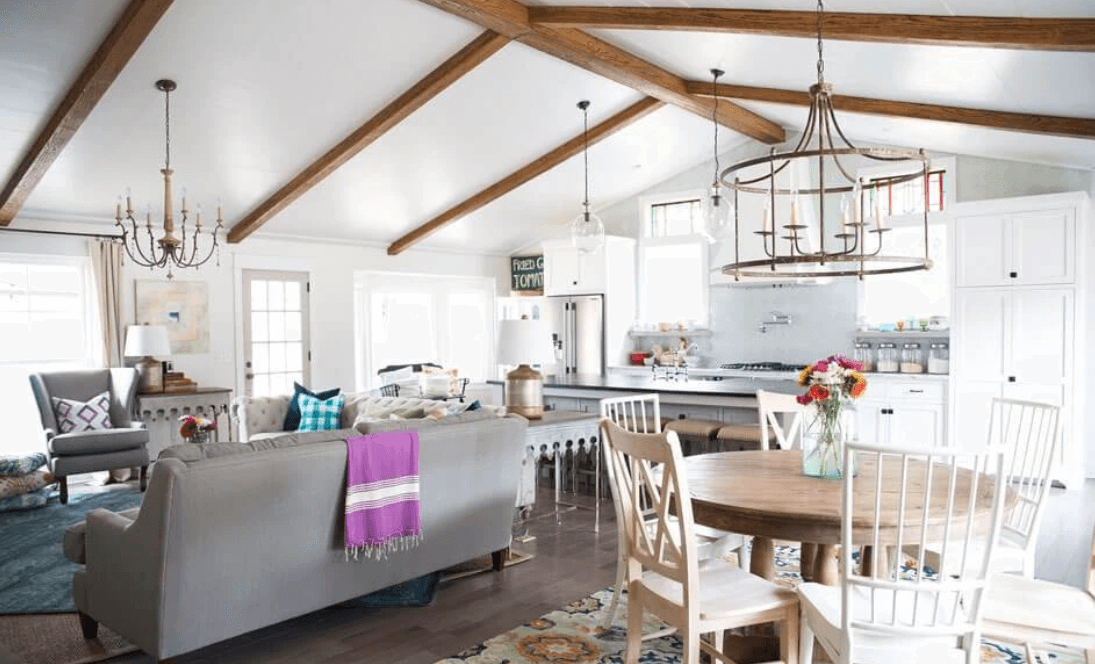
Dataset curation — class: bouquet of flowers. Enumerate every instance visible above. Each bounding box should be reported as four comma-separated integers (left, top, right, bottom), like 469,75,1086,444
796,355,867,477
179,415,216,443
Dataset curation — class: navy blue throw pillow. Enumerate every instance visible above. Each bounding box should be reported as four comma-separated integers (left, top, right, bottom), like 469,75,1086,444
283,382,342,431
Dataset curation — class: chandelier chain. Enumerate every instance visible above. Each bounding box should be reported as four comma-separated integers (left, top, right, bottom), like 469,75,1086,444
816,0,825,84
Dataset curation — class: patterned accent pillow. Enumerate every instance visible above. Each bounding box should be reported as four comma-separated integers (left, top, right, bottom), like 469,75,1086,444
0,469,52,498
297,393,345,432
0,486,50,513
283,382,341,431
51,391,113,433
0,452,48,477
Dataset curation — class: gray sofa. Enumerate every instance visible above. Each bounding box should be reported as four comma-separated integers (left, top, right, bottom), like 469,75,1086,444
64,400,528,661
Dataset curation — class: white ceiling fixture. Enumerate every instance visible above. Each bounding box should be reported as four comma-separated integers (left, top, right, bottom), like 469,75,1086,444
570,100,605,254
115,79,222,278
718,0,932,280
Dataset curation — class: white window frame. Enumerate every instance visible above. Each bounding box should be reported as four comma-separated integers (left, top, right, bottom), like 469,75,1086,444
639,190,706,239
0,252,96,367
354,271,496,392
636,190,710,327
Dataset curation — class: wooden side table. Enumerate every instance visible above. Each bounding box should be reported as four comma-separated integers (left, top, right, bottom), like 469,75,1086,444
135,387,234,458
524,410,602,532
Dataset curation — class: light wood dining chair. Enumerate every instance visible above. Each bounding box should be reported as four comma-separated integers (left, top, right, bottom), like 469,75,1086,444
601,419,800,664
757,389,807,451
905,397,1060,578
799,440,1008,664
598,394,745,633
980,514,1095,663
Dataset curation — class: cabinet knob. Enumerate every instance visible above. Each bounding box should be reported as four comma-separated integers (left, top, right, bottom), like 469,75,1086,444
1008,376,1016,382
1009,271,1018,278
572,280,578,285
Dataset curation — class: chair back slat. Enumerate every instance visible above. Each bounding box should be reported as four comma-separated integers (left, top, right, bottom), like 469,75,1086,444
601,393,661,434
988,398,1060,549
756,389,805,451
601,420,698,596
841,441,1007,639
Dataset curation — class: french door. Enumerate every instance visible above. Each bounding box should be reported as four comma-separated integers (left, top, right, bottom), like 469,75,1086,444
242,270,311,397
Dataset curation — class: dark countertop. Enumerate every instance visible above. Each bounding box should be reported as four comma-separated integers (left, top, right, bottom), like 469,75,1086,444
488,373,797,398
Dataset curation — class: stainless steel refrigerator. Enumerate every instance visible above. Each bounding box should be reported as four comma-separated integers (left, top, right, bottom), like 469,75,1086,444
542,295,604,376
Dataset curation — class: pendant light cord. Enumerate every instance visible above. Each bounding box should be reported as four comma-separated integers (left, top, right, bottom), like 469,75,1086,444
164,86,171,169
816,0,825,85
710,69,722,187
581,102,590,209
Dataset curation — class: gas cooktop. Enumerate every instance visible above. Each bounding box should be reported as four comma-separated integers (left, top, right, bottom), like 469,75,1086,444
720,362,804,372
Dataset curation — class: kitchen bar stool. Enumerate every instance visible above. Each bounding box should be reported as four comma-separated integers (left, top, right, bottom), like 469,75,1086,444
664,419,722,455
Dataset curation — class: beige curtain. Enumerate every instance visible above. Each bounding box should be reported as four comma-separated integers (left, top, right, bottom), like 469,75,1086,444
90,239,124,367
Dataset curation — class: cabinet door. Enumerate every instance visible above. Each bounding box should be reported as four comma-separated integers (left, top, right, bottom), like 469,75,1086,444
856,401,888,445
951,381,1002,453
954,213,1009,287
1009,288,1073,386
1011,208,1075,285
952,289,1009,382
889,404,945,447
544,245,583,295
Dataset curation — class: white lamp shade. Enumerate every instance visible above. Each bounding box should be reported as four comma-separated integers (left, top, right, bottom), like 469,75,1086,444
497,319,554,366
124,324,171,357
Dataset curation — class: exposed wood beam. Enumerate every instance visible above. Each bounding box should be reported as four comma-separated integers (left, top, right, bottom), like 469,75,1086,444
684,80,1095,141
0,0,174,225
387,96,664,255
528,7,1095,52
227,30,509,244
416,0,785,144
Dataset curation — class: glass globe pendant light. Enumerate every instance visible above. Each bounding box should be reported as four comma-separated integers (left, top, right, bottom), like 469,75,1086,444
700,68,732,242
570,100,606,254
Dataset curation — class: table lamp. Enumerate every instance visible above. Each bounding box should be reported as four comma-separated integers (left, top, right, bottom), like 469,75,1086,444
124,324,171,393
497,316,553,419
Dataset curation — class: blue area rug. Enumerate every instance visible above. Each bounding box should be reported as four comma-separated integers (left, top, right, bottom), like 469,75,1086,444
0,489,143,614
0,489,440,615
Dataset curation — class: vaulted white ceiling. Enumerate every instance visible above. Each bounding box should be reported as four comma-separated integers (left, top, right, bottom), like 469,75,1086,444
2,0,1093,255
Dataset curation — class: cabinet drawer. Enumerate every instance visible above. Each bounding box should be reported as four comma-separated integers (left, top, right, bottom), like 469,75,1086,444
887,381,945,403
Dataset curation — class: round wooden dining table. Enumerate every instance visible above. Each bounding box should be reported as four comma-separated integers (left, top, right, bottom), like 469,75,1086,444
684,449,1004,586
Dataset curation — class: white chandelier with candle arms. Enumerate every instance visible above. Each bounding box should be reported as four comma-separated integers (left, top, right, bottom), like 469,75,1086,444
115,79,223,279
717,1,932,280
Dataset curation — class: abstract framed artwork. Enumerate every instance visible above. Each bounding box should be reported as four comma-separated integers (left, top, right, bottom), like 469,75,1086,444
134,280,210,354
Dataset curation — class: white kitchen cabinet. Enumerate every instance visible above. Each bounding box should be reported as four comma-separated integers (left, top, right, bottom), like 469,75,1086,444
542,241,606,296
857,377,947,447
950,192,1088,487
954,204,1076,288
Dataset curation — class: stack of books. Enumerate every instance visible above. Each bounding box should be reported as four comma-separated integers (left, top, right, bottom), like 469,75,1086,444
163,371,197,393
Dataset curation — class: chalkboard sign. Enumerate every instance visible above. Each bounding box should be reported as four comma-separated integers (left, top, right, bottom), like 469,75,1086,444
510,255,544,294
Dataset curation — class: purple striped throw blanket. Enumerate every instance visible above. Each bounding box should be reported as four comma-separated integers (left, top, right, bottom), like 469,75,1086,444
344,431,422,560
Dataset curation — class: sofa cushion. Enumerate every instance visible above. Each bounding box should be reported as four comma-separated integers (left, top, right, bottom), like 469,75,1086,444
64,506,141,564
283,382,341,431
298,393,344,431
48,426,148,456
52,391,113,433
0,452,47,477
158,429,359,464
0,486,50,513
0,469,52,498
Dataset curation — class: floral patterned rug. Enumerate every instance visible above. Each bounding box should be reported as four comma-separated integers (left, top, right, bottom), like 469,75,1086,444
436,545,1085,664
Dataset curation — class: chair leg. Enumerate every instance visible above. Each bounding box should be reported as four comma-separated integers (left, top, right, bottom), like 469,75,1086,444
139,465,148,492
625,584,643,664
681,623,700,664
491,547,509,572
77,611,98,639
782,605,800,664
799,610,815,664
602,549,628,630
58,477,68,505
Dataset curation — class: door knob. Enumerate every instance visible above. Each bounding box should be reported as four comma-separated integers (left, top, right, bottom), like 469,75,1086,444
245,373,254,380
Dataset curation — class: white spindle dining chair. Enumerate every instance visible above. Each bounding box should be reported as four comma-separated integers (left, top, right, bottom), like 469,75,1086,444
799,440,1008,664
905,397,1060,578
598,394,745,633
601,420,799,664
757,389,807,451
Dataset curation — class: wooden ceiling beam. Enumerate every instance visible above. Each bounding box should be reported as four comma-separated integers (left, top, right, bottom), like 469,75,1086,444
227,30,509,244
387,96,665,255
528,7,1095,52
0,0,174,225
416,0,785,144
684,80,1095,141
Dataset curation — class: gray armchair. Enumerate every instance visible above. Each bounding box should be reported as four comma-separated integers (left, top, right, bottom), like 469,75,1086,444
29,368,150,504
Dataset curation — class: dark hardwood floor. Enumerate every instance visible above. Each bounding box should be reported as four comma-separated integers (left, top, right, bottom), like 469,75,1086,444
111,489,618,664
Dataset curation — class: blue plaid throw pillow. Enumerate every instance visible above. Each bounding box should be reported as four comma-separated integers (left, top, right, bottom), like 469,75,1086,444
297,393,344,431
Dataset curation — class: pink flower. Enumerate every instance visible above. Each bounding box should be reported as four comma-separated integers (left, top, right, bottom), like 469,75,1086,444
814,360,829,373
796,394,812,405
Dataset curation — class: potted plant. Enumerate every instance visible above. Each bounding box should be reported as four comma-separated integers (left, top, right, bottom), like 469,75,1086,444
179,415,216,444
796,355,867,478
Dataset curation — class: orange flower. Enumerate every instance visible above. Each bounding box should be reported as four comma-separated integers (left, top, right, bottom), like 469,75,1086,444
807,385,829,401
797,365,813,387
850,379,867,398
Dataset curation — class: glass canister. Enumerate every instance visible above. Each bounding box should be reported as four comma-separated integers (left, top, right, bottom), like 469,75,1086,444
853,341,874,372
900,342,925,373
876,342,899,373
928,342,950,374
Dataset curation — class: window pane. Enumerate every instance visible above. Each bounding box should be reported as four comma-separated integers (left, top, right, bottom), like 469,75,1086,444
28,265,81,293
446,293,488,380
649,200,701,238
29,292,80,314
251,343,269,373
251,312,268,342
370,293,435,368
268,281,285,311
284,282,301,312
284,312,302,342
268,312,286,342
250,280,267,311
286,342,303,372
269,342,287,372
252,374,271,398
861,223,949,325
642,242,705,324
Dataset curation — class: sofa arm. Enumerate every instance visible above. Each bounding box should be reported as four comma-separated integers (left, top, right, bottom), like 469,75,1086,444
231,395,292,441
